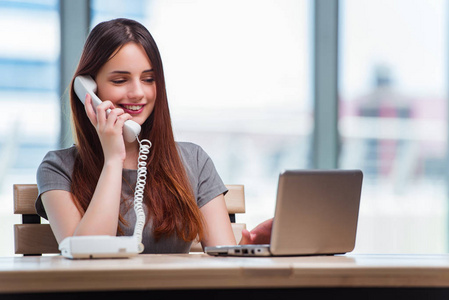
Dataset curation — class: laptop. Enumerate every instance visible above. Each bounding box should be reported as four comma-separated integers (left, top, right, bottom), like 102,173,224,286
205,169,363,257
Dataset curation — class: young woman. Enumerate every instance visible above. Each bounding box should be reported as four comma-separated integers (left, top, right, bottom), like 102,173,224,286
36,18,270,253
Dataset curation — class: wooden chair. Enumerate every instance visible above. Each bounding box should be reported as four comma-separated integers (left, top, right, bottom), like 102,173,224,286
13,184,246,255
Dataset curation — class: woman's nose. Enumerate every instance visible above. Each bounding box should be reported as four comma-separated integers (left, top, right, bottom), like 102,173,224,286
128,79,145,100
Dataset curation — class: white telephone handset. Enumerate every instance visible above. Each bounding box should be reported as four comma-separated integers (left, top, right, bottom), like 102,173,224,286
74,75,141,143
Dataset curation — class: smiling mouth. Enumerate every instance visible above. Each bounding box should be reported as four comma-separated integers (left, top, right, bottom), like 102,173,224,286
121,104,143,111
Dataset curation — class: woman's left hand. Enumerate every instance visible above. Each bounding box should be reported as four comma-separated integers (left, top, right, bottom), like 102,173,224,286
239,218,273,245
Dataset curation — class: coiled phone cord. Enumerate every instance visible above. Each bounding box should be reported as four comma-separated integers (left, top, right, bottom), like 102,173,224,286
133,137,152,253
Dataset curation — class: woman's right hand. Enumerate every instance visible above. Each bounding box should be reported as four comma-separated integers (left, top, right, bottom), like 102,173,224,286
84,94,133,164
46,94,130,239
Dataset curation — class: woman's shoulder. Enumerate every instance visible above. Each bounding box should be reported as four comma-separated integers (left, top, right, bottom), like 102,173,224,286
176,141,210,161
38,145,78,175
176,141,202,152
176,142,210,168
42,145,78,164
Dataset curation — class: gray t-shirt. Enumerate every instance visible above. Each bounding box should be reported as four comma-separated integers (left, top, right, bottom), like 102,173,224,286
35,142,227,254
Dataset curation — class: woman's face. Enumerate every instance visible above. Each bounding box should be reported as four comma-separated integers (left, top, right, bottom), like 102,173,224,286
95,42,156,126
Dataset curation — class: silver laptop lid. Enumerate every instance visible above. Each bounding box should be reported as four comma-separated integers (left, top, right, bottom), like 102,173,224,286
270,169,363,256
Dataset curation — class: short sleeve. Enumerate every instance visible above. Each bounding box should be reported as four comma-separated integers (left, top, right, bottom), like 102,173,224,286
35,147,77,219
177,142,228,208
196,147,228,207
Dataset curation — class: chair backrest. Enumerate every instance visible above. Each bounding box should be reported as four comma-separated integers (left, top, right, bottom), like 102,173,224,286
13,184,246,255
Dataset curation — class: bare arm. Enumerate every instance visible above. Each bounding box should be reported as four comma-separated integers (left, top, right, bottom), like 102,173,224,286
41,160,124,243
200,194,237,249
40,190,81,243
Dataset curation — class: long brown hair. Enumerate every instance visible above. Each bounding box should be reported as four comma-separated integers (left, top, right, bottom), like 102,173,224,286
69,18,204,242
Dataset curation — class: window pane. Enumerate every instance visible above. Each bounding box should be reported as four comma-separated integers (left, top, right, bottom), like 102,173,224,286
0,0,60,256
146,0,312,228
90,0,147,27
340,0,447,253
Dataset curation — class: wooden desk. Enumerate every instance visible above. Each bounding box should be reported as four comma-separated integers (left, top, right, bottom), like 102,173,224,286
2,254,449,299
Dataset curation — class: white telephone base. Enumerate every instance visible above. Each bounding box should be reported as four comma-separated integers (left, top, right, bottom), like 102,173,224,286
59,236,140,259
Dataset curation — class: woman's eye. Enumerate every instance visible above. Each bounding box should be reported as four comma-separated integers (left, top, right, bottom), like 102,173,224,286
111,79,126,84
143,78,155,83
